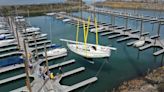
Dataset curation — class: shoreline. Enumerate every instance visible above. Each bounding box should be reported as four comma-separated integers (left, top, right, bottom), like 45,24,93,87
113,66,164,92
95,1,164,11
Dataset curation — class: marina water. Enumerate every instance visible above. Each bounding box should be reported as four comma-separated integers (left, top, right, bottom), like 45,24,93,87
0,8,164,92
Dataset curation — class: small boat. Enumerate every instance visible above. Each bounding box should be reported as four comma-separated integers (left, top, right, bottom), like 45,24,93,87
0,24,5,28
27,33,47,40
0,39,16,47
62,19,71,22
46,12,55,16
0,29,9,34
15,16,24,19
36,33,47,38
56,16,63,19
15,16,25,22
23,27,40,33
42,48,67,57
90,27,104,32
0,34,6,40
133,40,145,47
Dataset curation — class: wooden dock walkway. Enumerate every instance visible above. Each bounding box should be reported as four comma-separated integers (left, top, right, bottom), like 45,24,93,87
4,15,98,92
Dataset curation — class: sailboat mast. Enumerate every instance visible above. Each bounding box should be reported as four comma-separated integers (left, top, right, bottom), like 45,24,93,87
140,16,143,39
50,19,52,46
95,17,98,46
33,34,39,61
15,21,20,50
93,0,96,20
27,9,31,26
80,0,83,20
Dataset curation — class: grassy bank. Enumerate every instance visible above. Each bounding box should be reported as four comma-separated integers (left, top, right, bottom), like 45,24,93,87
95,1,164,11
0,2,86,16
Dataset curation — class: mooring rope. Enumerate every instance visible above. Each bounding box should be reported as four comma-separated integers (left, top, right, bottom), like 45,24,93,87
82,60,106,92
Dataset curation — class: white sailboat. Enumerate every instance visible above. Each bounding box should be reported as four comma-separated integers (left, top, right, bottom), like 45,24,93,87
60,16,116,59
61,39,116,58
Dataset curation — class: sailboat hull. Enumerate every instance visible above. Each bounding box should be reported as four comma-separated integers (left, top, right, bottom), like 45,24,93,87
67,43,111,58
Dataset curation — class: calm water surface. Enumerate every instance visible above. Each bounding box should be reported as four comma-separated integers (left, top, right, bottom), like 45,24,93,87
0,6,164,92
24,15,163,92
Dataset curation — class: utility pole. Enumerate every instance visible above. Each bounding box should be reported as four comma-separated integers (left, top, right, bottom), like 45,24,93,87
157,20,161,36
33,34,39,61
93,0,96,20
140,16,143,39
44,43,49,75
23,39,32,92
80,0,83,20
125,16,128,30
15,22,20,50
23,23,28,41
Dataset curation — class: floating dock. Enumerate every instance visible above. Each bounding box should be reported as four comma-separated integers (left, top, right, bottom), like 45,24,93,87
0,51,22,58
0,64,24,74
28,40,51,47
0,74,27,85
54,12,164,56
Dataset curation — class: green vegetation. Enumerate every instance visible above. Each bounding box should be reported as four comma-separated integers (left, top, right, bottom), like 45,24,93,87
0,2,86,16
95,1,164,11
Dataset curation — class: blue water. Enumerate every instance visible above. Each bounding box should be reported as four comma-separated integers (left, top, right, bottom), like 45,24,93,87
24,15,164,92
0,3,164,92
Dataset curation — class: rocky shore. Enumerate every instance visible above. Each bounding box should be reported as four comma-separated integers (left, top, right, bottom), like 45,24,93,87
113,66,164,92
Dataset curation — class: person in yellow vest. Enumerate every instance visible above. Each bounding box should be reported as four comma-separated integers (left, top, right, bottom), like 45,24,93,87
50,73,55,79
